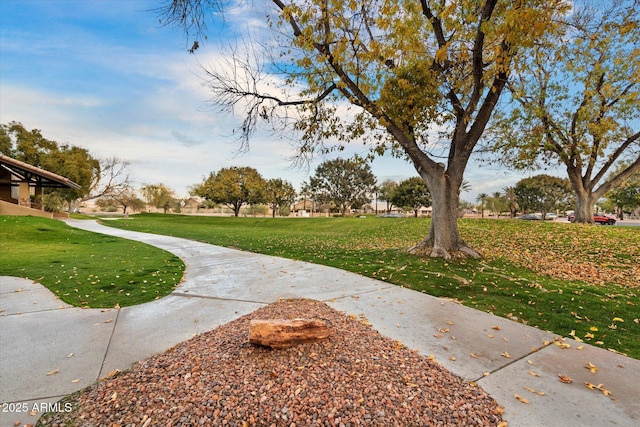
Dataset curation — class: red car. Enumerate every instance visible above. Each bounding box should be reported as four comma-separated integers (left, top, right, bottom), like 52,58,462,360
568,214,616,225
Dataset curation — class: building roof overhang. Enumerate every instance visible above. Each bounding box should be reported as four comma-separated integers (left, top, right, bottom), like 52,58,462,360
0,154,82,190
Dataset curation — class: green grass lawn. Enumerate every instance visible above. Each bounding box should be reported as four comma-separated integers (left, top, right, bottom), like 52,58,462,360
100,213,639,359
0,216,184,307
1,213,637,359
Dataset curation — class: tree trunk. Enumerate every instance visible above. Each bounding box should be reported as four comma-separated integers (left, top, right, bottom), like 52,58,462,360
409,174,480,260
573,191,596,224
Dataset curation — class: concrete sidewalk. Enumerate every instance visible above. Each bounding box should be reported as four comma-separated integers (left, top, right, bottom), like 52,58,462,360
1,219,638,426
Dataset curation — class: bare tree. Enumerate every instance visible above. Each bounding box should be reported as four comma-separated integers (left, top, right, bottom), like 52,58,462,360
83,156,132,202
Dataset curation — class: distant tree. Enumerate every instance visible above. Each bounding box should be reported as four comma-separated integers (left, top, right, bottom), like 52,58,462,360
304,158,376,217
265,178,296,217
488,191,507,217
605,165,640,220
110,189,146,215
391,177,431,218
475,193,488,218
298,182,315,213
377,180,398,214
503,186,519,218
141,184,176,213
489,0,640,224
514,175,573,219
191,167,266,217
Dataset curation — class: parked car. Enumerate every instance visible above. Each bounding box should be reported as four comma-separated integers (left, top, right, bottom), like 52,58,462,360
519,214,542,220
567,214,616,225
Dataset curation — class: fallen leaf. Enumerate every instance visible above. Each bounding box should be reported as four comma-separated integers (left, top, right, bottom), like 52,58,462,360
514,394,530,404
599,386,613,396
501,351,512,358
449,356,456,361
554,341,571,349
492,326,501,330
585,382,613,396
558,374,572,384
47,369,60,376
585,362,598,373
111,391,118,401
590,326,599,331
470,353,479,359
105,318,113,323
529,371,540,377
71,379,80,383
67,352,74,358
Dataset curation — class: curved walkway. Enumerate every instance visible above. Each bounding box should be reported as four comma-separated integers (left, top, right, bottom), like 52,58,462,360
1,220,638,426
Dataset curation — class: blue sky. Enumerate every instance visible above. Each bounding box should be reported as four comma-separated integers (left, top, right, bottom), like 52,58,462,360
0,0,525,200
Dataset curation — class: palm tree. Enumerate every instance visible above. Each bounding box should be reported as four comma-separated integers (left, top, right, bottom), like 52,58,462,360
476,193,488,218
490,191,503,217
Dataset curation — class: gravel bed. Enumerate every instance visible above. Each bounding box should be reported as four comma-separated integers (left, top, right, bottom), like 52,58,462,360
38,299,503,426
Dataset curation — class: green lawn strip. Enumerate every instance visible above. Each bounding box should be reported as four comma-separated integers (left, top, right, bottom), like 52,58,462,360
0,216,184,308
101,213,639,359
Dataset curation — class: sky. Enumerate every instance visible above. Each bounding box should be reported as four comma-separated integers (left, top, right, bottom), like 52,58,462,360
0,0,532,201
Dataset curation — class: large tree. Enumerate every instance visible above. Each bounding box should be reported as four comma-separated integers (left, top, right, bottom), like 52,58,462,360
191,166,266,216
490,0,640,224
161,0,567,258
391,177,431,218
304,157,376,216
